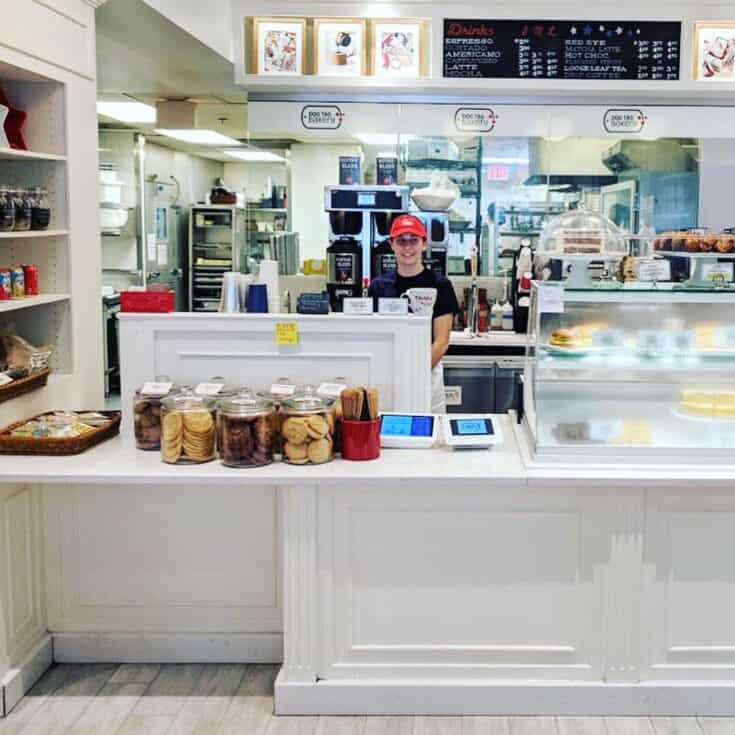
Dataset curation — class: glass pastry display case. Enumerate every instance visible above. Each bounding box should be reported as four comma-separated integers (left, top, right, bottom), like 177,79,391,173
523,282,735,462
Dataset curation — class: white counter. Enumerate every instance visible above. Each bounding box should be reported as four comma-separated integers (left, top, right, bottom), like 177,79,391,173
0,425,525,486
3,415,735,718
449,330,528,349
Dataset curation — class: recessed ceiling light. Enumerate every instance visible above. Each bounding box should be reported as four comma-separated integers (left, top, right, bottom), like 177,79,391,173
97,101,157,124
154,129,242,145
224,150,286,162
354,133,414,146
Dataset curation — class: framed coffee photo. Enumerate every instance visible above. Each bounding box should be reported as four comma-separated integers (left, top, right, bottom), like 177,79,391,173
371,20,423,78
253,17,306,76
693,22,735,81
314,18,367,77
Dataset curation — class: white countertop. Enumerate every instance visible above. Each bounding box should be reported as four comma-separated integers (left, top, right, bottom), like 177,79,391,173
0,416,525,486
450,331,528,348
3,413,735,487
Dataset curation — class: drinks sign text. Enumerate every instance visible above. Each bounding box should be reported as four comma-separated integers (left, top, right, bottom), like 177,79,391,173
443,19,681,81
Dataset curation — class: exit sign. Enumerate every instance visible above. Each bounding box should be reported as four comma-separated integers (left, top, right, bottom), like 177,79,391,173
488,165,509,181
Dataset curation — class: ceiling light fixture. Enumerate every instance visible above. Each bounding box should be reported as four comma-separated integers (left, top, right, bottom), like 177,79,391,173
153,129,242,146
224,150,286,162
482,157,530,165
97,101,157,124
354,133,414,146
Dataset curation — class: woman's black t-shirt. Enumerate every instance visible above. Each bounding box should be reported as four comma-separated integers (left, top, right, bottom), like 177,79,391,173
369,268,459,321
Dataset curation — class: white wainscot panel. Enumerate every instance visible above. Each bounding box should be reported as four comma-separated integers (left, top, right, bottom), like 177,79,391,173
0,485,44,666
44,484,281,633
642,488,735,680
319,486,606,680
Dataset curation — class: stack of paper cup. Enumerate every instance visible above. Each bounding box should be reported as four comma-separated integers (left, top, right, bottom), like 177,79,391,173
239,273,252,311
257,259,280,314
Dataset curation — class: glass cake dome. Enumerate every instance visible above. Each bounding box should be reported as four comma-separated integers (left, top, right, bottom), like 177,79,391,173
538,207,627,257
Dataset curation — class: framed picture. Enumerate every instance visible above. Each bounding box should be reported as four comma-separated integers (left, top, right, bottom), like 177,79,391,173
693,22,735,81
371,20,422,78
314,18,367,76
253,17,306,76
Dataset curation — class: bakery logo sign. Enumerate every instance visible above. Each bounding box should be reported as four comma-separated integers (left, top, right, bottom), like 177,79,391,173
301,105,344,130
604,109,647,134
455,107,497,133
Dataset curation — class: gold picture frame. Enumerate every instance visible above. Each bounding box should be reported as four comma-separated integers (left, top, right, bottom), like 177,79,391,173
693,21,735,81
370,19,425,78
314,18,368,77
252,17,307,76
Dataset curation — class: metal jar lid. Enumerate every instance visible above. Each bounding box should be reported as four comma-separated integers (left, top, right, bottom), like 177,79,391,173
219,389,274,417
281,385,335,415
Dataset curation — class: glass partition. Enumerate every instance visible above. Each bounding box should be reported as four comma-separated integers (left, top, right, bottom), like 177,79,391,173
241,101,733,281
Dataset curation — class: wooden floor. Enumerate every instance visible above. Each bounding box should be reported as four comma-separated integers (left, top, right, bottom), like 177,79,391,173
1,664,735,734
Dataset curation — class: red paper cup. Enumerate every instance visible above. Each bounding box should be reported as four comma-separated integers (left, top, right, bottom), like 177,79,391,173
342,419,381,461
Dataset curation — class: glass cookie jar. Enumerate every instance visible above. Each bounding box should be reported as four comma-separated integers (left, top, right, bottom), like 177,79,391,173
160,392,217,464
217,390,276,468
132,376,179,450
280,387,336,465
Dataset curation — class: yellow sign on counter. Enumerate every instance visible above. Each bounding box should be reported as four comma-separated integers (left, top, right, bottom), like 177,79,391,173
275,322,299,345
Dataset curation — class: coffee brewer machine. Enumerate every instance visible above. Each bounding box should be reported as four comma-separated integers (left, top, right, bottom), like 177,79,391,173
325,185,409,311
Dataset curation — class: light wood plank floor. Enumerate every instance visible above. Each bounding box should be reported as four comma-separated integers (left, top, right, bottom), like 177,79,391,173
2,664,735,735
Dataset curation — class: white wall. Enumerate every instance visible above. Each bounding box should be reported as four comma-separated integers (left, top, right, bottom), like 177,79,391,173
698,140,735,232
290,143,361,261
223,161,287,202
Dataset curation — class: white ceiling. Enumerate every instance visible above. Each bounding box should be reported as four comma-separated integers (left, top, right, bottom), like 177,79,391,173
95,0,241,99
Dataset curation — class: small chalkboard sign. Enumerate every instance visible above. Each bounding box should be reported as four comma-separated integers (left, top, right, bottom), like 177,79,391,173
443,19,681,81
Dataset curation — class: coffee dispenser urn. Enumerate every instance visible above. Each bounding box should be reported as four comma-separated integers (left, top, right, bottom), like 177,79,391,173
327,236,363,312
325,185,409,309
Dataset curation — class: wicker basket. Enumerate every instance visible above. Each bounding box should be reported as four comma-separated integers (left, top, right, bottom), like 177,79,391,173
0,410,121,455
0,369,51,405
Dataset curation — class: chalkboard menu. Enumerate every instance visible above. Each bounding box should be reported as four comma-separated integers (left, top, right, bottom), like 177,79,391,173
443,19,681,81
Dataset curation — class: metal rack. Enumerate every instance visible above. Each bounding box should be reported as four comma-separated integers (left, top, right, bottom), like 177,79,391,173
402,143,484,273
188,205,246,312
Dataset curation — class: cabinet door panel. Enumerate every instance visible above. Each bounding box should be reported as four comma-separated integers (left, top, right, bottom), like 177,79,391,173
642,488,735,679
319,485,605,680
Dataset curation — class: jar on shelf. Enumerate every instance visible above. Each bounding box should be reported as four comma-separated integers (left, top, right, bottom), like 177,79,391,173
280,386,335,465
31,187,50,230
12,188,31,231
194,376,241,449
0,186,15,231
217,389,275,468
133,376,179,451
319,376,348,454
258,377,298,458
160,391,216,464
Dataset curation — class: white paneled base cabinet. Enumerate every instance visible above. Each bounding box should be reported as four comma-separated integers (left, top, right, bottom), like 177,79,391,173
276,473,735,716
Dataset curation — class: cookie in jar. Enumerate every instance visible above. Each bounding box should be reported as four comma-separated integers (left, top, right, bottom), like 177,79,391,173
218,390,275,468
280,388,335,465
160,392,216,464
133,376,179,450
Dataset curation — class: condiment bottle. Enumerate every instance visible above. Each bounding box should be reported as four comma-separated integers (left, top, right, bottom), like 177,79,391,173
502,299,514,331
491,299,503,331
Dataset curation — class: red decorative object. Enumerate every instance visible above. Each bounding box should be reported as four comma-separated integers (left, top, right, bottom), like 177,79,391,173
0,88,27,150
120,290,175,313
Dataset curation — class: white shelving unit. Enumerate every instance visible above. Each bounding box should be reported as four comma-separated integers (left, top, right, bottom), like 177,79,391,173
0,49,100,424
0,229,68,239
0,148,66,161
0,293,70,313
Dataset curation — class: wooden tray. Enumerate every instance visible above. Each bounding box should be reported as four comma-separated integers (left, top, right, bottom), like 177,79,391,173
0,369,50,404
0,410,121,455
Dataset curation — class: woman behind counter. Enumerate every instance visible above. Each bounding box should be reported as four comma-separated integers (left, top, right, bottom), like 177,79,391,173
368,214,460,413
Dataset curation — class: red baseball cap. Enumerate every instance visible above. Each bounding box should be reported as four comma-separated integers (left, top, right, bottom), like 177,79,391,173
390,214,426,240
